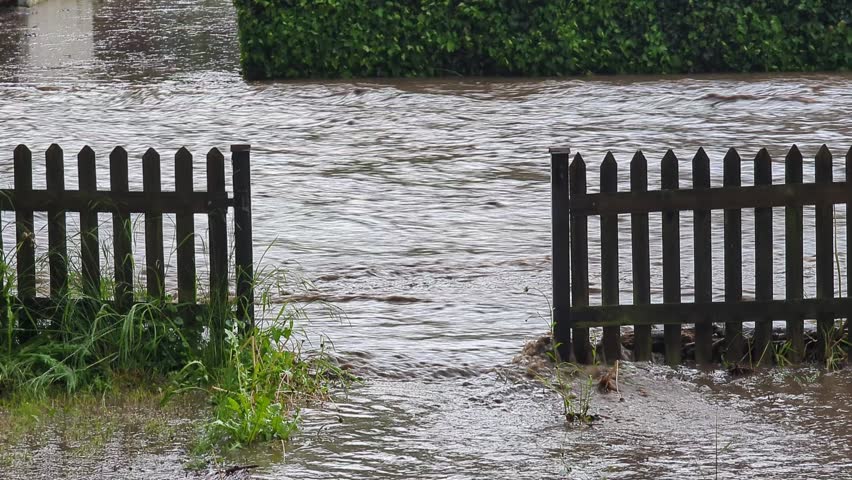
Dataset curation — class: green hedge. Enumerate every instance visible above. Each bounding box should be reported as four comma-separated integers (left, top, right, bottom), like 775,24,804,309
233,0,852,79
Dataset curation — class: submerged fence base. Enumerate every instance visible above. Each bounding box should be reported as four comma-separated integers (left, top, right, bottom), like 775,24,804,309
551,145,852,367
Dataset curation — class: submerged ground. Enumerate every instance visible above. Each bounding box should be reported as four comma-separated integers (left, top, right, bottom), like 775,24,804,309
1,0,852,478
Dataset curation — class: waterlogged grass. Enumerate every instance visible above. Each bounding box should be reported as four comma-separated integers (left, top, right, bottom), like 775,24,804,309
0,237,352,466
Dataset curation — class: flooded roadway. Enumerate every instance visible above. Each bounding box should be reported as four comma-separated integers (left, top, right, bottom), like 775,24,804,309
1,0,852,478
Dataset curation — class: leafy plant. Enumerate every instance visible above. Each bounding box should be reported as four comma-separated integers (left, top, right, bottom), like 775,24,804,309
233,0,852,79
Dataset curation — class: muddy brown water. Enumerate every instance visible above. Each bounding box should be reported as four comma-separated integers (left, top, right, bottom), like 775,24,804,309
1,0,852,478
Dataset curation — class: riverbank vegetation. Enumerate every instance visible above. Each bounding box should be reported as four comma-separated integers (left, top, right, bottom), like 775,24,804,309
0,244,350,462
233,0,851,79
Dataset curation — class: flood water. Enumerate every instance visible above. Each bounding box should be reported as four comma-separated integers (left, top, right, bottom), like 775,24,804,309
1,0,852,478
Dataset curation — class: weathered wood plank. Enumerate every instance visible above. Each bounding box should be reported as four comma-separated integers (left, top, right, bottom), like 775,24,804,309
661,149,681,366
78,146,100,298
568,181,852,215
45,144,68,299
14,145,36,340
207,148,228,364
814,145,834,362
723,148,744,362
753,148,773,365
569,298,852,328
847,146,852,358
630,151,652,361
692,148,713,364
143,148,165,299
232,145,255,331
569,153,591,363
0,189,226,214
600,152,620,364
110,146,133,311
175,147,196,306
550,146,572,362
785,145,805,363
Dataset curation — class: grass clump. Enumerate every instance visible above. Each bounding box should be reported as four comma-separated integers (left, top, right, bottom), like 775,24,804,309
0,237,350,460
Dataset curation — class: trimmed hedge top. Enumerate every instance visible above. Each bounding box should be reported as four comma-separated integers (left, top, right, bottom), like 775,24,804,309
233,0,852,79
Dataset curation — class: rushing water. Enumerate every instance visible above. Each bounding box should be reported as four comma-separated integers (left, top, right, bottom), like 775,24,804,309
1,0,852,478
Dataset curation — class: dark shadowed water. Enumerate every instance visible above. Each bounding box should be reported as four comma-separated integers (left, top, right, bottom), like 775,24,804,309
1,0,852,478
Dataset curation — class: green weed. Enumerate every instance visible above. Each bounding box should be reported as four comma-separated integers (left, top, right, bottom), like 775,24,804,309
0,225,351,461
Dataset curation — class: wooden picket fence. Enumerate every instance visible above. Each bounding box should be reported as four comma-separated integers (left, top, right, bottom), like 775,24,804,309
551,145,852,366
1,143,254,339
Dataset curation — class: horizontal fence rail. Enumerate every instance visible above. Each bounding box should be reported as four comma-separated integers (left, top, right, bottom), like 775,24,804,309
551,144,852,367
2,144,255,346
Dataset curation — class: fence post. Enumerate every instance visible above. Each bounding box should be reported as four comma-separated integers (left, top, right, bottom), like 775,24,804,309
550,146,572,362
232,144,254,331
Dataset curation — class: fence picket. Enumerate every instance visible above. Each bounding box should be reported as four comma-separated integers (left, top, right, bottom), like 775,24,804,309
630,151,652,361
143,148,165,299
753,148,773,365
815,145,834,361
600,152,620,364
175,147,196,306
662,149,681,366
550,147,572,362
13,145,35,340
847,146,852,358
78,146,100,298
46,144,68,299
232,145,254,330
207,148,228,363
723,148,744,363
110,146,134,310
692,148,713,364
570,153,591,363
785,145,805,363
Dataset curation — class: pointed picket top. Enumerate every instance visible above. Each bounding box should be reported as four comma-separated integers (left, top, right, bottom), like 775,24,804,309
601,151,617,193
692,148,710,189
143,147,160,162
723,147,741,186
569,152,586,195
661,149,678,189
754,148,772,185
77,146,97,191
207,147,224,161
14,144,30,156
78,145,95,158
176,146,192,161
46,143,63,156
109,146,128,191
601,151,617,179
631,150,648,191
110,146,128,161
815,144,832,183
785,144,803,183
